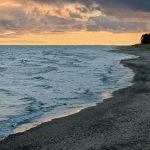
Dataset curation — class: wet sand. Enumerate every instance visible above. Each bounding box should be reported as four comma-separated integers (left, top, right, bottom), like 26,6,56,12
1,46,150,150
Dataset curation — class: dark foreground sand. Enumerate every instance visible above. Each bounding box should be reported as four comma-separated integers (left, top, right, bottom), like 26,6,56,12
1,46,150,150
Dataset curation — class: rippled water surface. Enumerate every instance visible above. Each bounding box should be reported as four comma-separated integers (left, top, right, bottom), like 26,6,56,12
0,46,135,139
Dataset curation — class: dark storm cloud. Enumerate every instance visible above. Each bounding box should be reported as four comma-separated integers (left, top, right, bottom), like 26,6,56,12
88,16,150,32
33,0,150,12
99,0,150,12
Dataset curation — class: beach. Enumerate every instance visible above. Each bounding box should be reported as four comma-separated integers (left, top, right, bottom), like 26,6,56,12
0,46,150,150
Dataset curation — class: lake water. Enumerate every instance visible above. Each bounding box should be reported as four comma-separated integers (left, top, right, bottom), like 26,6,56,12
0,46,135,139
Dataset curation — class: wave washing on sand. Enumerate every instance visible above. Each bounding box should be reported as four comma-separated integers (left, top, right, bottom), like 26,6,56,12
0,46,137,140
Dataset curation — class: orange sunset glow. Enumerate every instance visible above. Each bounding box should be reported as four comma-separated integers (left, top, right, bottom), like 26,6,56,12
0,32,142,45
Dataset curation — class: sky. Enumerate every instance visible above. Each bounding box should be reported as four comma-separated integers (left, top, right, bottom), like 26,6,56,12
0,0,149,45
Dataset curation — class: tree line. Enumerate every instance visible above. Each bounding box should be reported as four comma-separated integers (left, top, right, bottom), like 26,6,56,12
141,33,150,44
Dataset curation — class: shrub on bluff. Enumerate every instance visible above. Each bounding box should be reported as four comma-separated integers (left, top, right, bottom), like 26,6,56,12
141,33,150,44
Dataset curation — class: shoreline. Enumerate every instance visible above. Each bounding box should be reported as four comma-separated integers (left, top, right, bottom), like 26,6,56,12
13,59,134,136
0,46,135,140
1,46,150,149
1,47,134,139
13,102,97,134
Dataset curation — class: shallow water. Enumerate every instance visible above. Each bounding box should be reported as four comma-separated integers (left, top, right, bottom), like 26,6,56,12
0,46,135,139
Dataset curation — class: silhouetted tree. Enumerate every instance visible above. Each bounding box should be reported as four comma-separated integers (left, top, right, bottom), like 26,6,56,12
141,33,150,44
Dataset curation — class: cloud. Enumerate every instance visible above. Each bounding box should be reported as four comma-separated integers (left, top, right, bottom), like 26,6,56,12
32,0,150,12
0,0,149,37
88,16,150,32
